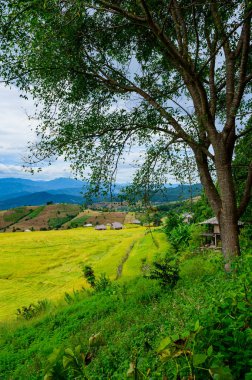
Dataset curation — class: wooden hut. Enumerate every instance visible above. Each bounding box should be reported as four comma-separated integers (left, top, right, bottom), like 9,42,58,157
199,217,243,247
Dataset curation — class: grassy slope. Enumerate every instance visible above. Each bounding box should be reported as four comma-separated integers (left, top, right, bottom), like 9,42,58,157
0,249,251,380
0,227,167,321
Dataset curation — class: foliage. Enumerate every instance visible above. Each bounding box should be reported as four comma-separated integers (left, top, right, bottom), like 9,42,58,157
16,300,49,320
94,273,112,292
163,212,182,235
82,265,96,288
192,191,214,223
168,223,192,252
146,257,180,288
163,214,203,252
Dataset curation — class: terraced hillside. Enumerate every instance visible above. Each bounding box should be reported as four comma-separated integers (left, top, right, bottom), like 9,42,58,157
63,209,127,228
0,227,168,321
0,204,143,232
3,204,81,231
0,206,37,231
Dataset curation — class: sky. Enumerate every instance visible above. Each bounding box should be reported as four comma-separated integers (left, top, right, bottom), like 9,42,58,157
0,83,145,183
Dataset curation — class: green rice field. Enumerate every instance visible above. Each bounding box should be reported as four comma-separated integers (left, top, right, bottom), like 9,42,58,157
0,227,168,321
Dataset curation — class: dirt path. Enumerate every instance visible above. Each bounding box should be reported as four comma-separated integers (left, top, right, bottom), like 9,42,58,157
116,241,136,280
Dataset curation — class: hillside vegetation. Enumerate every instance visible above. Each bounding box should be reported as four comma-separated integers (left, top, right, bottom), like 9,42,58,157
0,246,251,379
0,204,144,232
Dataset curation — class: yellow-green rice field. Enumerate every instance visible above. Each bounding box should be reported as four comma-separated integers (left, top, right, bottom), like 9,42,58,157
0,227,169,321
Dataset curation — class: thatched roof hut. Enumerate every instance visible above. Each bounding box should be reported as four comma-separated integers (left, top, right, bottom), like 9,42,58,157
95,224,107,230
111,222,123,230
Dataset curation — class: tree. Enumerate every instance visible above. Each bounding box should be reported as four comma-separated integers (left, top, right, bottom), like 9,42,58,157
1,1,252,262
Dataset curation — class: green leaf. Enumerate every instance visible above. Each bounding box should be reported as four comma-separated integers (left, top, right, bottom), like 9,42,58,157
157,337,171,353
44,372,54,380
75,345,81,355
159,348,171,361
207,345,213,356
64,348,75,357
194,320,200,331
47,348,61,364
209,366,234,380
193,353,207,366
63,355,74,369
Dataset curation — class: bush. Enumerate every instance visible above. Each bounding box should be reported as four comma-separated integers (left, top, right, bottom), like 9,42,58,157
146,258,180,288
16,299,49,320
95,273,112,292
83,265,96,288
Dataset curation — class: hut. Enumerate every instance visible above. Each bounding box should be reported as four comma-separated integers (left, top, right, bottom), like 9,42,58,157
111,222,123,230
131,219,141,225
182,213,193,224
95,224,107,230
199,217,243,247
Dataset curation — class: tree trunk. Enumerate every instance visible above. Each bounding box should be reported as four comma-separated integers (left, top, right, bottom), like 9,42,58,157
195,145,240,265
215,148,240,262
218,211,240,263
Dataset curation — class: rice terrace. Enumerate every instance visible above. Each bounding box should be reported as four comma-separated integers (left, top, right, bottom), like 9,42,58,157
0,225,168,322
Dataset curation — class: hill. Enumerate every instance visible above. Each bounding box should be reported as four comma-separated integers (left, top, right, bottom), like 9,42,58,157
0,191,84,210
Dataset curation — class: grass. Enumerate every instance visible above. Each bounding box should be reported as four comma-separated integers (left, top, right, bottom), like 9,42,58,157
0,249,251,379
0,227,167,322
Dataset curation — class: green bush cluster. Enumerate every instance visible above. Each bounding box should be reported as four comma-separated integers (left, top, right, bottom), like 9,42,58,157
163,213,203,253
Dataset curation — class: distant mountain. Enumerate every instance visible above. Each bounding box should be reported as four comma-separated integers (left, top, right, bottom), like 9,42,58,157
150,183,202,203
0,177,202,210
0,191,83,210
0,177,85,199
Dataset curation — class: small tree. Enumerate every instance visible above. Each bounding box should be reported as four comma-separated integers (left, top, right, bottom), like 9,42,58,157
82,265,96,288
146,258,180,288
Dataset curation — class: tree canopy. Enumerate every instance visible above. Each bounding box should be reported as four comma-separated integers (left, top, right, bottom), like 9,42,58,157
0,0,252,259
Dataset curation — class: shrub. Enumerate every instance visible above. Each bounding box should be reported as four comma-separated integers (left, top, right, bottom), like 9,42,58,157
83,265,96,288
168,223,191,251
95,273,112,292
146,258,180,288
16,299,49,320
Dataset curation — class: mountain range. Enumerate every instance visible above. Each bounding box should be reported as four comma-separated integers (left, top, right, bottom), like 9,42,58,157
0,177,202,210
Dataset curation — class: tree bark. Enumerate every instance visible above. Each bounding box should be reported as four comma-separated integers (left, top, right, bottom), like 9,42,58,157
214,143,240,261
